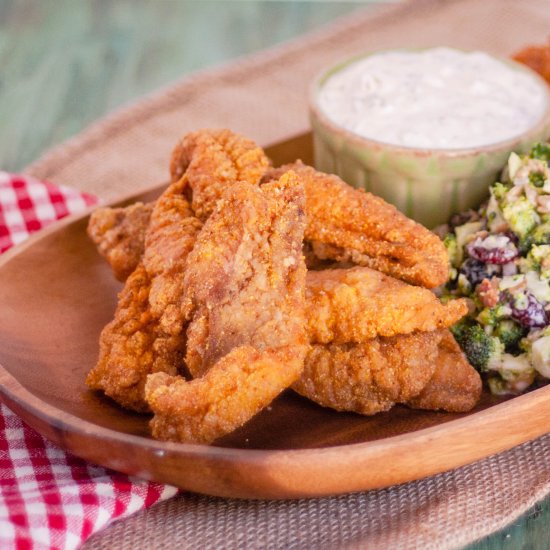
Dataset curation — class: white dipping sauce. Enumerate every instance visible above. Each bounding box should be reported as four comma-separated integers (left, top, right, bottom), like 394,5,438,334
317,48,549,149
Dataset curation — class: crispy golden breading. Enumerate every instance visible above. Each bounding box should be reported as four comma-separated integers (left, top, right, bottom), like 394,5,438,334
408,330,482,413
292,331,444,415
86,178,203,411
183,173,308,377
146,345,302,444
87,215,465,347
263,162,448,288
305,267,467,344
145,172,308,443
170,129,271,220
87,202,154,282
91,156,448,289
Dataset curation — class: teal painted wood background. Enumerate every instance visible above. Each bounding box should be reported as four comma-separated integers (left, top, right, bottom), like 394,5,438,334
0,1,548,548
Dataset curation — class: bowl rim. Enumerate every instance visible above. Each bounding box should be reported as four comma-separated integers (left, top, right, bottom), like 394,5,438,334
309,47,550,157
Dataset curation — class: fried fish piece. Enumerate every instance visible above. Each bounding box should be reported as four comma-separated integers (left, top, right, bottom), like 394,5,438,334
408,330,482,412
293,329,481,415
263,161,449,288
305,267,467,344
170,128,271,220
89,157,448,289
145,172,308,443
87,129,269,278
146,346,301,444
86,178,203,412
89,213,465,347
87,201,154,282
292,331,444,415
182,173,308,378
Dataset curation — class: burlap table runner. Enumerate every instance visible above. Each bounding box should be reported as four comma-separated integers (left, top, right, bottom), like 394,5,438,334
23,0,550,547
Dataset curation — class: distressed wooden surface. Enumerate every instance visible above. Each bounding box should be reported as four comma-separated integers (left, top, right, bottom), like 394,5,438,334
0,0,548,548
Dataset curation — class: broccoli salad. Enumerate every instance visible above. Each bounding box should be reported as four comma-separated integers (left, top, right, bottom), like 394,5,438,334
440,143,550,395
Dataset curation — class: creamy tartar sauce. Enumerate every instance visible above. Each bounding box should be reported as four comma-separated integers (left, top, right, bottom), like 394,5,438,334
317,48,549,149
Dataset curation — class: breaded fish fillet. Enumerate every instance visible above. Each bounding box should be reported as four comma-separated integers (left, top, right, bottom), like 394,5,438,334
87,201,154,282
293,330,481,415
145,172,308,444
146,346,301,444
408,330,482,412
305,267,467,344
182,173,308,378
292,331,444,415
263,162,448,288
86,178,203,412
170,129,270,220
87,208,466,345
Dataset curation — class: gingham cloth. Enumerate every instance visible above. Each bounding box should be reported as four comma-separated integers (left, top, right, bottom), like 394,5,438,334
0,172,178,549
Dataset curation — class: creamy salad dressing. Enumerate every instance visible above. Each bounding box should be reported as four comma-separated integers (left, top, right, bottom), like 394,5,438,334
317,48,549,149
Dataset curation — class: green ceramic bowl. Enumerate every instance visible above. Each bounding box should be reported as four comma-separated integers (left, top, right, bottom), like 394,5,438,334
310,51,550,228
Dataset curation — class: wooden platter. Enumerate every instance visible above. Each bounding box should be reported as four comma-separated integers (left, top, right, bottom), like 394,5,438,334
1,133,550,500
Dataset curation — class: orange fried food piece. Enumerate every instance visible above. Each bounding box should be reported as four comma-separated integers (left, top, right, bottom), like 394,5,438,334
170,129,271,220
86,178,203,411
293,331,444,415
264,162,448,288
145,172,308,444
88,218,465,347
146,346,301,444
87,202,154,282
513,39,550,85
305,267,467,344
182,173,308,378
408,330,482,413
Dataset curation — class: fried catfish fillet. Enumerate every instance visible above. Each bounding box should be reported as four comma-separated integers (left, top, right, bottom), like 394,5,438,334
90,157,448,289
86,178,203,411
87,201,154,282
293,329,481,415
408,330,482,412
263,162,448,288
88,215,465,346
170,128,270,220
292,331,444,415
305,267,467,344
145,172,308,444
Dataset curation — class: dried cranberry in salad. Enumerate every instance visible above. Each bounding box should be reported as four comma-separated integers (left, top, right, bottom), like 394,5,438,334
440,143,550,395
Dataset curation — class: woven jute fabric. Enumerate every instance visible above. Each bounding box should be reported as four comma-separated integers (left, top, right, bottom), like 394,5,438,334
24,0,550,547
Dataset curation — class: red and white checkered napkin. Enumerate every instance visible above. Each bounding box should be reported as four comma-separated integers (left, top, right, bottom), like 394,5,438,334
0,172,178,549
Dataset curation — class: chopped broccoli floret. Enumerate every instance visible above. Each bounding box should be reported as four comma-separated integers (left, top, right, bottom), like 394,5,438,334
520,245,550,278
530,222,550,246
530,142,550,162
502,197,540,240
450,318,474,341
490,181,510,203
452,324,503,371
494,320,526,352
529,170,546,188
443,233,460,268
476,304,511,328
476,307,500,327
